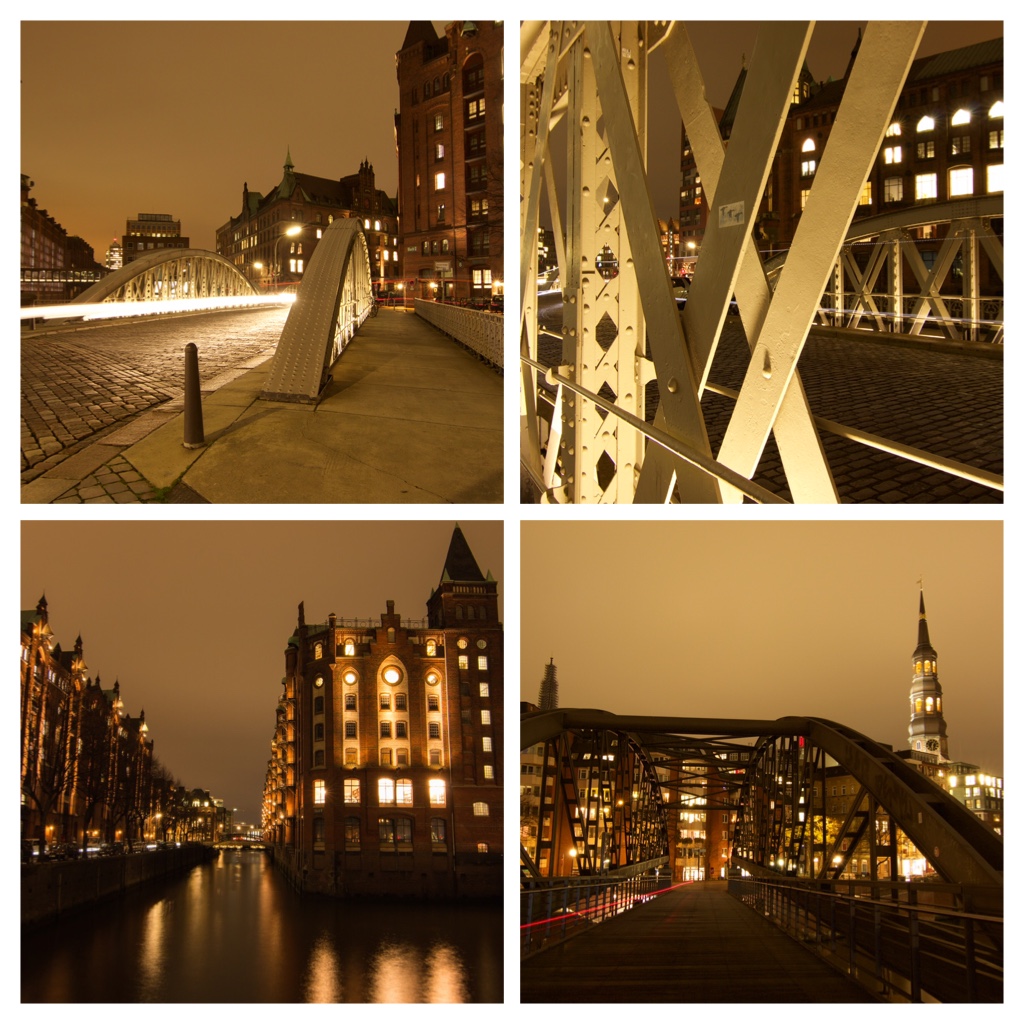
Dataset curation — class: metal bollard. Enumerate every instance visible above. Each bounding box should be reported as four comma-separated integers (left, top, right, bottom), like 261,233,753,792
183,343,205,449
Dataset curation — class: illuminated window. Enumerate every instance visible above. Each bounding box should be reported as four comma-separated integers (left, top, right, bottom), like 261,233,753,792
396,778,413,805
916,115,935,132
480,710,491,725
800,189,810,211
429,722,441,739
314,779,326,805
917,141,935,159
951,166,974,194
916,660,923,673
472,802,489,817
344,779,360,804
987,164,1003,192
924,660,932,673
378,778,395,804
801,138,815,153
884,146,902,164
925,696,934,712
344,641,355,656
915,698,923,713
478,655,488,671
479,682,489,698
435,143,444,160
859,181,872,206
482,737,493,753
434,113,444,131
886,122,902,137
915,173,937,200
430,817,446,844
426,639,437,656
378,818,395,843
989,129,1004,150
434,172,445,191
951,108,971,126
951,135,971,155
477,843,489,854
458,655,468,670
483,765,494,780
314,642,323,659
427,778,446,807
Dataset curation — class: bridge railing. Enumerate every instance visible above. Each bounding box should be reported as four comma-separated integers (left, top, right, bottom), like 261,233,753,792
728,875,1002,1002
520,858,669,958
415,300,503,370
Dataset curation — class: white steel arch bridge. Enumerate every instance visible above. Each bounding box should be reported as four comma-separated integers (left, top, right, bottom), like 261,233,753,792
520,21,1003,504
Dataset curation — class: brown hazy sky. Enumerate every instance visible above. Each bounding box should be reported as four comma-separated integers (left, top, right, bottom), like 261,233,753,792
21,21,447,262
522,522,1002,777
21,520,503,826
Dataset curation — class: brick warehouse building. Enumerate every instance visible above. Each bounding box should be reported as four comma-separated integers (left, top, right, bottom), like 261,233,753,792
264,526,502,898
395,21,504,302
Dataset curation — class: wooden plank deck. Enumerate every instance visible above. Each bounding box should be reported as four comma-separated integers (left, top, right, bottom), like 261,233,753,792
521,880,878,1003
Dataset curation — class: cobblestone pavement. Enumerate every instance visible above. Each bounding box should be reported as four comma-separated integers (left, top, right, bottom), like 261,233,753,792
21,306,289,486
533,297,1002,503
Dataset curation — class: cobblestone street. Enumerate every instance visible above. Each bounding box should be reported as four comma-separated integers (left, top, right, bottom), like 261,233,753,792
533,296,1002,503
21,305,289,486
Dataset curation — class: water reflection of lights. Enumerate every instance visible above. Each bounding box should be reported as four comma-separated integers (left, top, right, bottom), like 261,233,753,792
138,900,167,999
370,941,421,1003
424,943,468,1003
367,939,471,1004
303,933,342,1003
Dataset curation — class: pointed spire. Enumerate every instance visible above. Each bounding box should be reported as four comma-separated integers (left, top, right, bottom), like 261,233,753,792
439,525,485,583
284,146,294,172
539,658,559,710
917,587,932,650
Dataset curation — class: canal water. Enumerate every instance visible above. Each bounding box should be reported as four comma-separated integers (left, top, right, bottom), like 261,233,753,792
22,849,504,1003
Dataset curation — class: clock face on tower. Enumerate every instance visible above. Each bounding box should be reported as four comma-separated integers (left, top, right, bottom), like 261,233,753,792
926,738,939,752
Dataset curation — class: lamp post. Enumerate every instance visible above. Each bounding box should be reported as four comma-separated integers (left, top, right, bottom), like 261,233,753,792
251,261,263,290
273,224,303,291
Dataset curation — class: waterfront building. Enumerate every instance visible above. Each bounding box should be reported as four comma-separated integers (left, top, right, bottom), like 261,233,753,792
216,152,398,293
264,526,503,897
395,21,504,302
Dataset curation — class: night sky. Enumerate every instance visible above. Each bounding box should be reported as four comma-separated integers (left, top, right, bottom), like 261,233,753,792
21,521,503,827
20,20,447,263
521,522,1003,778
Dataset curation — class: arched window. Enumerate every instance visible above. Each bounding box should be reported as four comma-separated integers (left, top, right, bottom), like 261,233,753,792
314,642,323,659
951,108,971,126
915,697,923,713
801,138,816,152
886,122,902,137
344,640,355,656
924,660,932,674
426,639,437,656
989,100,1004,119
424,80,432,98
916,660,923,673
916,115,935,132
925,696,934,712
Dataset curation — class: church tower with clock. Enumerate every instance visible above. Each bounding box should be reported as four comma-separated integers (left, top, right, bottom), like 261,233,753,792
908,588,949,759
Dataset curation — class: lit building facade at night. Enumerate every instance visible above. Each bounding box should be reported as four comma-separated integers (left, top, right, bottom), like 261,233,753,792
121,212,189,265
216,152,399,293
264,526,503,898
395,21,504,302
680,34,1003,281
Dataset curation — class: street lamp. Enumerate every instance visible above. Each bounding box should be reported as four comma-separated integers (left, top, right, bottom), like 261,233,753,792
273,224,303,291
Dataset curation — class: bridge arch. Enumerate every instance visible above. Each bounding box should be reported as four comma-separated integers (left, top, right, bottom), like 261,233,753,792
75,249,258,304
521,709,1002,895
261,218,373,403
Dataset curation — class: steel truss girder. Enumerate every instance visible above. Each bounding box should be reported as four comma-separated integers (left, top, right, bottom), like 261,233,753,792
522,709,1002,890
521,21,930,503
75,248,258,304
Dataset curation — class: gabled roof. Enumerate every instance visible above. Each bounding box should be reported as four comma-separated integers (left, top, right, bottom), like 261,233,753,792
401,21,439,52
907,38,1002,82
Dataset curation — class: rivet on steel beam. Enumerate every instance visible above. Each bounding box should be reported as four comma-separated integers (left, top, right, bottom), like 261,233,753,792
667,378,679,393
762,350,772,379
583,48,591,59
582,115,590,125
569,447,575,455
569,295,576,304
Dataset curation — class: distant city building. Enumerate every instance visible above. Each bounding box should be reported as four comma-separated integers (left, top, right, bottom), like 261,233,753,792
20,174,105,304
216,151,398,293
395,21,504,302
658,217,680,270
906,588,949,759
263,526,503,898
680,35,1003,298
538,658,558,710
122,212,189,265
105,238,123,270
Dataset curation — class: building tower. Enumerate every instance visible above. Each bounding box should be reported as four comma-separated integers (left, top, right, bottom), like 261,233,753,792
538,658,558,710
908,588,949,759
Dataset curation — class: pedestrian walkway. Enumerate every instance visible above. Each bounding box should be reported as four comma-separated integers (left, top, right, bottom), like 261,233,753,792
21,310,503,504
521,880,877,1003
